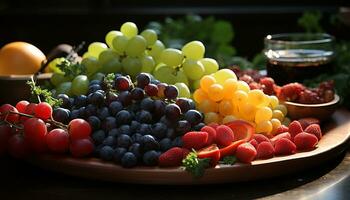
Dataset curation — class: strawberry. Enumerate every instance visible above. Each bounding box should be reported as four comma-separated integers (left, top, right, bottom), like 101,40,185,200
159,147,184,167
249,139,259,149
215,125,234,147
256,141,274,159
235,143,257,163
201,126,217,146
182,131,208,150
288,120,303,139
270,132,292,145
274,138,296,155
275,125,289,135
294,132,318,150
304,124,322,140
208,123,219,130
298,118,320,130
253,134,270,144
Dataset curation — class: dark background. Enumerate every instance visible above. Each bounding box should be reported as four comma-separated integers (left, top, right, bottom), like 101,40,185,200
0,0,348,59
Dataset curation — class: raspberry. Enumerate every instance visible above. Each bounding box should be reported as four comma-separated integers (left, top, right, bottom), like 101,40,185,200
256,141,275,159
288,120,303,139
260,77,275,95
278,83,305,101
294,132,318,150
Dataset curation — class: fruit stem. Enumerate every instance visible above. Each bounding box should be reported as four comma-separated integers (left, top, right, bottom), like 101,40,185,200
30,76,42,103
47,118,68,130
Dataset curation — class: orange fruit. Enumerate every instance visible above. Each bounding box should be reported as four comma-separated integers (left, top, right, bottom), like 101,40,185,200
0,42,46,75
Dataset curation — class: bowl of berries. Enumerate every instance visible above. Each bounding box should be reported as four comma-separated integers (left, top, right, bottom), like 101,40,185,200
277,81,340,121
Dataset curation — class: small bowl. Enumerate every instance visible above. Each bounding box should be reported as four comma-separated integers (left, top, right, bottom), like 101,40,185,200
283,94,340,121
0,73,52,105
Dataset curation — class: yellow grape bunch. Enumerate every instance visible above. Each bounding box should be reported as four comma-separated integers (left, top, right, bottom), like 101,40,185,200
193,69,290,136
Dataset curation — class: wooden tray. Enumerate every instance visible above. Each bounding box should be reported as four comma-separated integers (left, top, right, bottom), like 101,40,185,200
28,109,350,185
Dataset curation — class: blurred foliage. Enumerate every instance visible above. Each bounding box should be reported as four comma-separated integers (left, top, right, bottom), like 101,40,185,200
147,15,236,67
298,11,324,33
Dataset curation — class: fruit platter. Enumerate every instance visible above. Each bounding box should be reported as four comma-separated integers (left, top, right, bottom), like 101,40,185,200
0,21,349,185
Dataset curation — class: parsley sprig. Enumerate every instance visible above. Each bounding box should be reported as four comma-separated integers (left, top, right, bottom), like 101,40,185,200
27,77,62,107
182,151,211,178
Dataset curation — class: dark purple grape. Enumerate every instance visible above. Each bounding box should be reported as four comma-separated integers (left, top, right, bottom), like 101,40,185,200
143,150,159,166
118,91,132,106
103,136,117,147
88,84,102,94
152,123,167,139
85,104,98,117
97,107,110,120
165,104,181,121
130,121,141,133
89,80,101,86
119,125,131,135
87,116,101,131
109,101,123,116
102,117,117,131
159,138,172,152
131,133,143,143
140,135,159,152
193,122,205,131
172,137,183,148
136,73,151,89
136,110,152,124
144,84,158,97
166,128,176,139
99,146,114,161
139,124,152,135
129,143,141,160
70,109,80,120
184,110,203,126
92,130,106,145
131,88,145,101
113,147,127,164
74,95,88,108
115,110,132,125
164,85,178,99
153,100,166,119
53,108,70,124
117,134,132,148
57,94,72,109
140,97,154,112
175,120,191,135
88,91,104,106
175,98,192,113
78,106,86,118
108,128,120,137
105,92,118,105
114,76,131,91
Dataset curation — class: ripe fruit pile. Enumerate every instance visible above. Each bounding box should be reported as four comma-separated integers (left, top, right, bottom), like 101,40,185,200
0,102,94,158
194,69,289,136
232,67,335,104
53,73,204,168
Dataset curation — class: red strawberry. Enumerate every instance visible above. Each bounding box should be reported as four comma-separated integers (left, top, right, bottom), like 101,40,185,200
256,141,274,159
159,147,184,167
253,134,270,144
182,131,208,150
304,124,322,140
275,125,289,136
201,126,217,146
235,143,257,163
270,132,292,145
298,118,320,130
294,132,318,150
216,125,234,147
208,123,219,130
249,139,259,149
274,138,296,155
288,120,303,139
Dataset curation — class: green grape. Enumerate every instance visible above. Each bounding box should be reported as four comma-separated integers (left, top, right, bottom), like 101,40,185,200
160,48,184,67
182,59,205,80
174,70,189,86
120,22,138,38
148,40,165,61
212,69,237,85
100,58,122,74
174,83,191,98
81,57,101,77
71,75,89,96
50,73,71,87
153,65,176,84
141,55,155,73
182,41,205,60
125,35,147,57
56,82,72,96
140,29,157,46
83,52,93,59
200,58,219,75
191,79,201,91
105,30,122,48
122,57,142,77
98,49,119,64
88,42,108,58
47,58,65,74
112,35,129,55
91,72,105,81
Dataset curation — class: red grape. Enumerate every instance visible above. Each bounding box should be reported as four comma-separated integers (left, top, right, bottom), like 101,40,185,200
0,104,19,123
23,118,47,153
16,100,29,113
145,84,158,97
35,102,53,120
68,119,92,141
114,76,131,91
164,85,178,99
157,83,168,98
136,73,151,89
8,134,31,158
70,138,94,157
46,129,69,153
21,103,38,121
0,124,12,155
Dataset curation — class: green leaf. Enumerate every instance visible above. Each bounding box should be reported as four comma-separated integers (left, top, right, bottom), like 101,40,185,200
211,21,234,44
220,156,237,165
182,151,211,178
